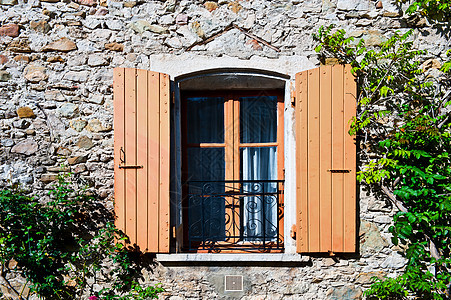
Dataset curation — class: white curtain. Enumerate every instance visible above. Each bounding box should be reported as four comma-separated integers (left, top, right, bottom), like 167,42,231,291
242,148,278,240
240,96,279,241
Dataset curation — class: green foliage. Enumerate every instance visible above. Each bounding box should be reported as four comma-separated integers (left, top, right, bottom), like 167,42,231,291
398,0,451,22
101,283,165,300
365,276,409,299
314,8,451,299
0,174,163,300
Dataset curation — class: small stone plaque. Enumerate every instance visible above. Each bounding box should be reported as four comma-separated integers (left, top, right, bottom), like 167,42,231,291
224,275,243,291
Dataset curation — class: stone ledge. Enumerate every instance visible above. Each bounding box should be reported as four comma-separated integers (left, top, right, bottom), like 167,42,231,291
156,253,310,262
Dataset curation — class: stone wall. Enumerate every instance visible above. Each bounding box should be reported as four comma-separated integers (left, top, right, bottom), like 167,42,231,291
0,0,448,298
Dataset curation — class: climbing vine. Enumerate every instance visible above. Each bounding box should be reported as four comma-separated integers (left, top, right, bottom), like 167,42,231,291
314,3,451,299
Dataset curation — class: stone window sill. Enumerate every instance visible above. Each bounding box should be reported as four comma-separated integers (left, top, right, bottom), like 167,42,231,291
156,253,310,263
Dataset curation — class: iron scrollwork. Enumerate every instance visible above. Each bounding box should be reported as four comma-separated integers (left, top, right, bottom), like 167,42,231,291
185,180,284,252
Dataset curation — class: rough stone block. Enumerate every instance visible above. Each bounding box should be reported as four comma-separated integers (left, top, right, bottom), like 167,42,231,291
88,55,108,66
0,0,17,5
30,20,51,34
63,71,89,82
77,136,94,149
17,107,36,118
359,220,389,255
11,139,38,155
68,155,88,165
40,174,58,183
13,55,30,62
105,42,124,51
56,146,72,156
86,119,111,132
7,40,31,53
42,37,77,52
23,64,48,83
0,71,11,82
70,119,88,132
0,24,19,37
204,1,218,12
58,103,79,118
327,286,363,300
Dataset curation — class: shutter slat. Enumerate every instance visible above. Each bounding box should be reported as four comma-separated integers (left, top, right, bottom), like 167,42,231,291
295,71,309,253
159,73,170,253
113,68,126,234
114,68,170,253
319,66,332,252
136,69,148,250
296,65,356,253
331,65,345,253
125,68,137,246
148,71,160,252
344,65,357,252
307,68,321,252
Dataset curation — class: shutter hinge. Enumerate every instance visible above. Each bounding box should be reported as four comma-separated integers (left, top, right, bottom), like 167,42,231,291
290,224,296,240
291,90,296,107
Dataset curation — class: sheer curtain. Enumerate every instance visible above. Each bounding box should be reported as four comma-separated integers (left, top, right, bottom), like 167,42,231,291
240,96,278,240
242,147,278,240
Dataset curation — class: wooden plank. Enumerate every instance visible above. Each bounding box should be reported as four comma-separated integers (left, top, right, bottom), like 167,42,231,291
232,98,240,239
159,73,170,253
343,65,357,252
331,65,345,252
296,71,309,253
233,99,240,182
225,99,233,180
319,66,333,252
136,69,148,251
124,68,137,246
239,142,279,148
187,143,226,148
224,97,234,239
277,99,285,245
113,68,126,235
307,68,321,252
147,71,160,252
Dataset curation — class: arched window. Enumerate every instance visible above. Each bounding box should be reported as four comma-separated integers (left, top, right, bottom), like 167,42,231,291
176,69,287,252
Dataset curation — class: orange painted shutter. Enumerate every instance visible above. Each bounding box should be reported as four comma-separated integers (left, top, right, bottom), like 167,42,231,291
295,65,356,253
113,68,170,253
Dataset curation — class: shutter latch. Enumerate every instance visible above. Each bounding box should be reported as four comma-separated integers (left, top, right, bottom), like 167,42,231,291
119,147,143,169
119,165,143,169
327,169,351,173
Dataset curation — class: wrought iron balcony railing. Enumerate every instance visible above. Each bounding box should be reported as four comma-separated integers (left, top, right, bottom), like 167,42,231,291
184,180,284,252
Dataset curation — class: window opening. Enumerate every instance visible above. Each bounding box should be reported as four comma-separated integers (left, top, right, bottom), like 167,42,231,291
181,90,284,252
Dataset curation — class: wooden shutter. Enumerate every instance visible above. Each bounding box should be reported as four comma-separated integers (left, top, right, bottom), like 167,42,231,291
113,68,170,253
295,65,356,253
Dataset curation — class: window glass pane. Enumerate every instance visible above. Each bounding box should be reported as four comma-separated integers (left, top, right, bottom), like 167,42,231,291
187,147,225,183
240,96,277,143
240,146,278,240
187,97,224,143
187,147,225,241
